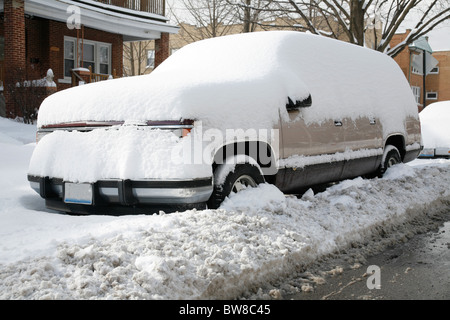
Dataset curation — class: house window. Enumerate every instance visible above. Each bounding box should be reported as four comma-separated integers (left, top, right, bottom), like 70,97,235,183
99,46,110,74
426,91,438,100
411,86,421,103
147,50,155,68
64,37,112,79
82,43,95,71
411,66,422,75
429,67,439,74
64,39,75,78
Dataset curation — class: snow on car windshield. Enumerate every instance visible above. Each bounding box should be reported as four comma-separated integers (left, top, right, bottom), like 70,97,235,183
37,31,417,135
420,100,450,148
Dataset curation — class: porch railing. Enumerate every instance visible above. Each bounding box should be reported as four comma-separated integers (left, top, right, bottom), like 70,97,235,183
90,0,165,16
89,66,118,83
71,66,119,86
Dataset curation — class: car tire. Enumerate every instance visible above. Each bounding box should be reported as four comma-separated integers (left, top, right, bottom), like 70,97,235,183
377,145,401,177
207,162,265,209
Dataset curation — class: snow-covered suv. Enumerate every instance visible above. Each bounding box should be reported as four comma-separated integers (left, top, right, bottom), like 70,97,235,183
28,31,422,214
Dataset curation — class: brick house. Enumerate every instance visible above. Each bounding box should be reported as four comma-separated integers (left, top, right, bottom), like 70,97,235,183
390,29,450,112
0,0,178,119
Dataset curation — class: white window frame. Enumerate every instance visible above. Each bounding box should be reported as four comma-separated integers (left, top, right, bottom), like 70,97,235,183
429,66,439,74
63,36,112,80
411,66,423,75
426,91,438,100
147,49,155,68
411,86,421,104
64,37,76,79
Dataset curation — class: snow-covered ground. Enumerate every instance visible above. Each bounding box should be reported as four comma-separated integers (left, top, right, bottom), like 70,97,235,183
0,117,449,300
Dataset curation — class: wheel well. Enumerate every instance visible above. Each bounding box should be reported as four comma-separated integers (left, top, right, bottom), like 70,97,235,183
212,141,277,177
385,135,405,160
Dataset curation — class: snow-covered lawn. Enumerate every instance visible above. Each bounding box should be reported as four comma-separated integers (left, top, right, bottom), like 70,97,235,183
0,117,449,299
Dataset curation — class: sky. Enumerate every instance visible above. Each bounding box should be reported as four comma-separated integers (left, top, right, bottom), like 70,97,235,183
167,0,450,52
426,24,450,51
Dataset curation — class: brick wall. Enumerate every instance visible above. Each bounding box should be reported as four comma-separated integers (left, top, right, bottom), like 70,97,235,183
427,51,450,103
26,17,50,81
4,0,26,117
154,32,170,69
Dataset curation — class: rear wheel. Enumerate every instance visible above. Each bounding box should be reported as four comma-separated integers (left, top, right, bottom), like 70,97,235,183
207,162,264,209
378,145,401,177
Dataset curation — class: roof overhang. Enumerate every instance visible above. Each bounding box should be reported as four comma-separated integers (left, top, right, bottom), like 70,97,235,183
19,0,179,41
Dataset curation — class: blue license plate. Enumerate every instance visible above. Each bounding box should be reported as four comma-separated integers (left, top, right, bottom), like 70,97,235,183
64,183,93,205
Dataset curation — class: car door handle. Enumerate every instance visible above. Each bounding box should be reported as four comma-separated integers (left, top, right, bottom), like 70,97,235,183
334,120,343,127
370,118,377,125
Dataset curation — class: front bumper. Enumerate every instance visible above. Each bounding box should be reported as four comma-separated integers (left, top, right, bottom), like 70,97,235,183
28,175,213,215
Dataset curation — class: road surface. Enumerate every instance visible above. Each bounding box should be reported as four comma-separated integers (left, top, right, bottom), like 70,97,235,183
286,216,450,300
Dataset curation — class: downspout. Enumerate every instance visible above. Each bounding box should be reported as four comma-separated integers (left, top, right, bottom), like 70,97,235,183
422,49,426,109
408,50,412,84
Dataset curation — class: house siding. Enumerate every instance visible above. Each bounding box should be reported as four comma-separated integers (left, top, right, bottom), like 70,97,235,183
3,0,26,117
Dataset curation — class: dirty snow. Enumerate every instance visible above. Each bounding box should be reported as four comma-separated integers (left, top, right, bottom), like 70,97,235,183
1,117,449,299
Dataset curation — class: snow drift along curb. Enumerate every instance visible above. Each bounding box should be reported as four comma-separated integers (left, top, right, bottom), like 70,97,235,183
0,163,449,300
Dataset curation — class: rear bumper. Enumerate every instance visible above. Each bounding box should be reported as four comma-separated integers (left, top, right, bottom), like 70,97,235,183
418,147,450,159
435,147,450,157
28,175,213,214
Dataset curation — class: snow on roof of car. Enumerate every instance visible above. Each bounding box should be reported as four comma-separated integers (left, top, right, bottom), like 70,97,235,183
37,31,418,134
419,100,450,148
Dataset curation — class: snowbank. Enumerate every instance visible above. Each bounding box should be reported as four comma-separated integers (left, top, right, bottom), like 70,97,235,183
37,31,418,137
1,118,450,300
0,117,36,145
420,100,450,148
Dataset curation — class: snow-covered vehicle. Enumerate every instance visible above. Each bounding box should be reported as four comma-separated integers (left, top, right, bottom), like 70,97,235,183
419,101,450,158
28,31,422,214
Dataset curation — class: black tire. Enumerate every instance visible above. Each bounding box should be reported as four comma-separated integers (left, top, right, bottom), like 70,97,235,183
207,163,265,209
377,145,401,177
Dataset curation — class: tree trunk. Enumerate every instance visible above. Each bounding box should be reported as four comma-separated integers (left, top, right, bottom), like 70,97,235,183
350,0,365,45
243,0,251,33
129,43,136,76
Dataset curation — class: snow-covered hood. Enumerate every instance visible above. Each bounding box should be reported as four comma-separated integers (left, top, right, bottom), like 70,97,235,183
37,31,418,135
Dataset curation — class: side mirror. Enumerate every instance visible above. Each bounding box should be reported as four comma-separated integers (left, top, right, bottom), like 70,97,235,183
286,94,312,111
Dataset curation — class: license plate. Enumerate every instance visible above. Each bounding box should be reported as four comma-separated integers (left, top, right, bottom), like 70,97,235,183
419,148,435,157
64,183,93,205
